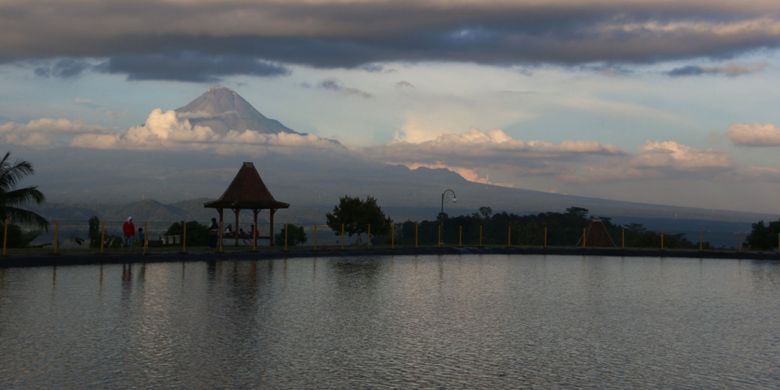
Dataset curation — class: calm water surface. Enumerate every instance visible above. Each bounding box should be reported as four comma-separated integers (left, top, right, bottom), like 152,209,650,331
1,255,779,388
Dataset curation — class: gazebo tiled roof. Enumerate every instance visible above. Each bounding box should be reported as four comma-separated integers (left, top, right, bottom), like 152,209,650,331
204,162,289,210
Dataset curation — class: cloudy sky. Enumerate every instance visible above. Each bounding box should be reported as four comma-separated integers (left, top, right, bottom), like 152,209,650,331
2,0,780,212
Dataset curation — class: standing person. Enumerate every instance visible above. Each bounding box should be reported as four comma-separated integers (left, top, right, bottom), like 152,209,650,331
122,217,136,247
208,217,219,248
137,227,144,247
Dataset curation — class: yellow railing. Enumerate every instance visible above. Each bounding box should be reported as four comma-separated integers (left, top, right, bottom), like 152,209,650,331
0,218,753,257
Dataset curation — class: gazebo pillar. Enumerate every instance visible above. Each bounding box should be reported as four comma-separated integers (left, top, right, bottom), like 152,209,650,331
252,209,259,249
218,208,224,252
234,208,240,247
270,209,276,247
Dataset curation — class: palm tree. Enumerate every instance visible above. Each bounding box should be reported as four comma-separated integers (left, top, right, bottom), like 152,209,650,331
0,152,48,229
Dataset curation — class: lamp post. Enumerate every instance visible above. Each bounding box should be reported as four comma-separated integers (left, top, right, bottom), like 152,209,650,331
440,189,457,216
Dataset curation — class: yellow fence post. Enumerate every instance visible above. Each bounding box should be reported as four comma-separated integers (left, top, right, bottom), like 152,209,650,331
479,224,483,247
621,228,625,249
661,233,665,250
544,226,548,249
313,225,317,250
284,224,288,251
459,225,463,247
218,220,224,253
776,233,780,254
507,224,511,248
367,224,371,247
2,218,8,257
341,223,345,249
582,228,587,248
143,222,149,255
53,221,59,255
437,224,442,247
415,223,419,248
390,223,395,249
100,226,105,254
181,222,188,254
252,225,257,251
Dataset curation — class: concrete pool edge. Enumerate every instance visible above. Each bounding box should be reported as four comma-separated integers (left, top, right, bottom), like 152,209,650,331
2,246,779,268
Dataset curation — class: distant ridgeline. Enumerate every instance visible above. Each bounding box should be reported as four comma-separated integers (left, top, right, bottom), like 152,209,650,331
396,207,706,249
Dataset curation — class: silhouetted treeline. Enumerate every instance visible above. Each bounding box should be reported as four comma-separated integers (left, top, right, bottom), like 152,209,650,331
743,220,780,250
166,221,211,246
395,207,702,249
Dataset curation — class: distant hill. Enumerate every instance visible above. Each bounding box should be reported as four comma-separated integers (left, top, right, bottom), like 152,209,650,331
15,85,778,245
33,196,759,248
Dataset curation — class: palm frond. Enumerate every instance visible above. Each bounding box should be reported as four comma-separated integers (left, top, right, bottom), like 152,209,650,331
1,186,46,206
1,206,49,231
0,153,35,192
0,152,47,231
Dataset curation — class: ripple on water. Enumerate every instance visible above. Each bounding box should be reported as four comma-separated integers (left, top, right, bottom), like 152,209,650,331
0,255,779,388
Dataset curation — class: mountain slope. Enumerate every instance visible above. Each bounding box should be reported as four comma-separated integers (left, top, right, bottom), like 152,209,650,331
176,86,299,135
16,86,777,233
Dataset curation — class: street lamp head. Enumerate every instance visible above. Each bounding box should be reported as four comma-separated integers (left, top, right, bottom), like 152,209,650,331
452,197,457,203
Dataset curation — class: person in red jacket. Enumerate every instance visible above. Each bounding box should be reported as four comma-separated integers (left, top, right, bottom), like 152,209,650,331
122,217,136,247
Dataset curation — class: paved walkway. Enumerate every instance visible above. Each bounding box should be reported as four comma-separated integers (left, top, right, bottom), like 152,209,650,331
2,246,779,268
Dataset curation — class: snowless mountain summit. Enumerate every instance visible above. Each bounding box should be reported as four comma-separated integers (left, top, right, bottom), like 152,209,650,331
176,86,300,135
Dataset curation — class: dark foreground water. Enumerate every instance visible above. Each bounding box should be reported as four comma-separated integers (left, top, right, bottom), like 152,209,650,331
1,255,779,388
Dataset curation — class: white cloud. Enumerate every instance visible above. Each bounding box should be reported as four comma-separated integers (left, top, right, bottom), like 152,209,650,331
365,129,740,187
380,128,621,160
726,123,780,146
0,118,106,146
403,162,496,186
365,128,626,185
395,97,530,143
0,112,749,191
68,108,343,154
125,109,218,145
632,140,731,170
69,133,121,149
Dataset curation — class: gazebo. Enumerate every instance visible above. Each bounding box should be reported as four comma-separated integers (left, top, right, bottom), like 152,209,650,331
204,162,289,248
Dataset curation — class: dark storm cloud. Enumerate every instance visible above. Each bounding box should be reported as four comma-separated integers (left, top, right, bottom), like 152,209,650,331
3,1,780,81
309,79,372,98
33,58,93,79
97,52,289,82
668,65,708,77
666,63,767,77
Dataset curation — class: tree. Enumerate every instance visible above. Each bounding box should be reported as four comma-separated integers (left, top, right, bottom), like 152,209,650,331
394,206,705,249
744,220,780,250
3,223,40,248
0,152,48,229
88,216,101,248
326,196,392,237
565,207,589,219
275,224,307,246
166,221,211,246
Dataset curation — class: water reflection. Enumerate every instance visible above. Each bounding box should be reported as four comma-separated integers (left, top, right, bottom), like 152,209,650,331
206,260,217,281
331,258,382,278
0,256,779,388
